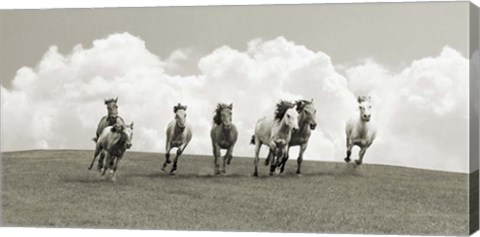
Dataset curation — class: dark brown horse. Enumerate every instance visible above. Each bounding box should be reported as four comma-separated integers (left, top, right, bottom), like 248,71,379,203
210,103,238,175
92,97,125,171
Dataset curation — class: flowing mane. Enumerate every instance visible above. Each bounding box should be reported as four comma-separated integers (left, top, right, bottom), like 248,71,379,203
173,103,187,113
295,99,313,113
274,100,295,121
104,98,117,105
213,103,232,125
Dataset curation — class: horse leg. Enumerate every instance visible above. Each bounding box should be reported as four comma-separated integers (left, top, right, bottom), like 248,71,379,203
225,145,234,165
213,145,221,175
345,138,353,163
162,146,172,172
253,141,261,177
98,151,106,171
171,144,187,175
111,154,123,182
102,153,112,177
264,149,272,166
296,143,308,175
280,146,291,173
355,147,367,166
268,141,278,176
88,147,101,170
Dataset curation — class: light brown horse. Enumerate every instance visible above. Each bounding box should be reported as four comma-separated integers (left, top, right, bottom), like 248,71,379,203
251,100,299,176
92,97,125,171
277,99,317,175
210,103,238,175
162,103,192,175
88,122,134,181
345,96,377,166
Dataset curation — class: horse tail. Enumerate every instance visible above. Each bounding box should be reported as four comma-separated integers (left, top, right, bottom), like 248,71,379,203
250,135,256,145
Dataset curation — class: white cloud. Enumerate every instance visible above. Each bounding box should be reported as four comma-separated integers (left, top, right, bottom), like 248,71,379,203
1,33,470,173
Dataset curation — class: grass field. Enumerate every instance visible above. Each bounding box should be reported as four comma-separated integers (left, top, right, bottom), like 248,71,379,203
1,150,469,235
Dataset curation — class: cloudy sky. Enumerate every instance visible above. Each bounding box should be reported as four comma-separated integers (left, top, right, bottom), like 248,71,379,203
1,2,472,172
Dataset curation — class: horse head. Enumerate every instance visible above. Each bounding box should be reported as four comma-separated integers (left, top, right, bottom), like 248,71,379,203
358,96,372,122
285,107,299,132
123,122,134,149
104,97,119,120
296,99,317,130
174,103,188,129
275,100,299,132
214,103,233,129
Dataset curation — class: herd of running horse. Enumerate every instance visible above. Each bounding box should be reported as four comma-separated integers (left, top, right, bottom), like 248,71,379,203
87,96,376,181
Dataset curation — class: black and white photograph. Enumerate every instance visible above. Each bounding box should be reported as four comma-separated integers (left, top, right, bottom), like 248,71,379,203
1,0,479,236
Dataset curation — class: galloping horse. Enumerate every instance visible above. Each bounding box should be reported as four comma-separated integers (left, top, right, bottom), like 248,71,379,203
88,122,134,181
162,103,192,175
210,103,238,175
276,99,317,175
92,97,125,171
251,100,299,176
345,96,377,166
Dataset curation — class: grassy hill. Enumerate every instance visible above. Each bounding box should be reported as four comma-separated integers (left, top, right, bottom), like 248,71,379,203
1,150,469,235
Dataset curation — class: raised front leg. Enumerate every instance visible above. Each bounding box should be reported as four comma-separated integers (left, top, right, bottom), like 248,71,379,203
296,143,308,175
98,151,106,171
170,144,187,175
223,145,234,174
213,144,221,175
355,147,367,166
279,146,290,173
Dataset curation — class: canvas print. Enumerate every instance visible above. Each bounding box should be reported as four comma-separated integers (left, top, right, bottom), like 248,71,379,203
1,1,479,236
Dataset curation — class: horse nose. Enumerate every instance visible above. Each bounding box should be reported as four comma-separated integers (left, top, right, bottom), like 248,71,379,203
311,123,317,130
126,143,132,149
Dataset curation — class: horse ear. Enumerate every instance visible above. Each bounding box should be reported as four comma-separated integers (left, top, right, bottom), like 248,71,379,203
229,103,233,109
130,122,134,128
115,97,118,103
310,98,314,103
104,99,108,104
357,96,364,103
184,106,187,111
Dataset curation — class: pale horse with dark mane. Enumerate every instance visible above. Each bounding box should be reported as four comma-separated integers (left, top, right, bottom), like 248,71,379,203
92,97,125,171
251,100,299,176
88,122,134,181
274,99,317,175
162,103,192,175
345,96,377,166
210,103,238,175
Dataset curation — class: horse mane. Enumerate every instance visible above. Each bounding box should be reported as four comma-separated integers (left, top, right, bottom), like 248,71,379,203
104,98,117,105
274,100,295,121
357,96,370,103
295,99,313,113
173,103,187,113
213,103,232,125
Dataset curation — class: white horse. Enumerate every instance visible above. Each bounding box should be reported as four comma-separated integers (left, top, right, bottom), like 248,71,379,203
162,103,192,175
88,122,134,181
251,100,299,176
345,96,377,166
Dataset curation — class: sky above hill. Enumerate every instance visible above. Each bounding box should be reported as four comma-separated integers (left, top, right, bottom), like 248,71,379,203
0,2,472,172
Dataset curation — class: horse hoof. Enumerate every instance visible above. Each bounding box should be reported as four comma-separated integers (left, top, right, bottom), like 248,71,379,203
344,157,351,163
169,171,176,176
166,159,172,164
354,160,362,166
253,172,258,177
